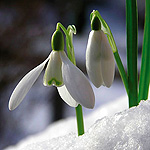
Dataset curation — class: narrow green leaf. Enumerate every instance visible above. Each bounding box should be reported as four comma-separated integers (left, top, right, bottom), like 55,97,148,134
126,0,138,107
138,0,150,102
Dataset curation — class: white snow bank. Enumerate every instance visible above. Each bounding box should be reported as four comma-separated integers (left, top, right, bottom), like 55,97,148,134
5,98,150,150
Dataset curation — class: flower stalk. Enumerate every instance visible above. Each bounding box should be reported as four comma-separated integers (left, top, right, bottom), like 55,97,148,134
56,23,85,136
75,104,84,136
114,51,129,95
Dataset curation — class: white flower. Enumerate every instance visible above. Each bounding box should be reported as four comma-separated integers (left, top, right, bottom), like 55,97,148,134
9,50,95,110
86,30,115,88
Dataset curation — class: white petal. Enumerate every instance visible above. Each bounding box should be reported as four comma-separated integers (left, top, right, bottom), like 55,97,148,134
9,55,50,110
60,51,95,109
43,51,63,87
86,30,103,88
57,85,78,107
100,31,115,87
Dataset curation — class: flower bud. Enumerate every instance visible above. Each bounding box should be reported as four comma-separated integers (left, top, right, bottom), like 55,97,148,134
91,15,101,31
51,30,64,51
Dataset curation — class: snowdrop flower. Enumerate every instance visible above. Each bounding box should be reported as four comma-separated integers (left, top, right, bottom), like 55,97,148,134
9,29,95,110
86,15,115,88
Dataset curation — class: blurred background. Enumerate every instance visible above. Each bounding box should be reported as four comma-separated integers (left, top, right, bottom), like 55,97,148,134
0,0,145,149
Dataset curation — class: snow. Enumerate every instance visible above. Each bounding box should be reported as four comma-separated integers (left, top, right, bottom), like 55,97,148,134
5,91,150,150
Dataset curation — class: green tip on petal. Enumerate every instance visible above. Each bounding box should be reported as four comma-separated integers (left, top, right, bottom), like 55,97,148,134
51,30,64,51
48,78,63,87
91,15,101,31
43,51,63,87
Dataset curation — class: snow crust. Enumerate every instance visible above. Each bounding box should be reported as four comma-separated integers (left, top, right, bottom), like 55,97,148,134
5,97,150,150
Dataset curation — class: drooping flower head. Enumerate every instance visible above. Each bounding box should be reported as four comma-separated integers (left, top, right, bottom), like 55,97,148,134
86,12,115,88
9,28,95,111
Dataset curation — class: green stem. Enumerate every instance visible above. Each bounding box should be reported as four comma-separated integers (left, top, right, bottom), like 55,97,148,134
114,51,129,95
75,104,84,136
126,0,138,108
57,23,85,136
94,10,117,53
138,0,150,102
67,26,85,135
56,23,75,63
66,25,76,65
